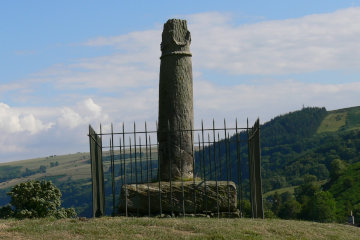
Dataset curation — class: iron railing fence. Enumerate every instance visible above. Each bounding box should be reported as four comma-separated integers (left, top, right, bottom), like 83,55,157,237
89,119,262,218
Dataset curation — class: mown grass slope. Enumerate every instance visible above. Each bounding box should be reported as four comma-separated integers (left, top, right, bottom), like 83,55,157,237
0,217,359,240
317,106,360,134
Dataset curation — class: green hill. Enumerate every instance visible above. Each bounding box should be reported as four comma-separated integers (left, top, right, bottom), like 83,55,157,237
0,106,360,218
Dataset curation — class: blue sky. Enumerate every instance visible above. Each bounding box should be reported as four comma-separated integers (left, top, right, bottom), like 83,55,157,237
1,0,360,162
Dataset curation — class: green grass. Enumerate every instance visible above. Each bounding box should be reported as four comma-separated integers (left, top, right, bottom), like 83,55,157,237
0,152,92,190
0,217,359,240
345,106,360,131
263,180,327,198
263,186,296,198
317,106,360,134
317,112,347,133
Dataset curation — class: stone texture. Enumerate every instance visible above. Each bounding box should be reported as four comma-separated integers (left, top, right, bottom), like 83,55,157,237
158,19,194,181
119,181,237,214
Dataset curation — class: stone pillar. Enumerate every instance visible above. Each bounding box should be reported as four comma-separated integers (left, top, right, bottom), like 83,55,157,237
158,19,194,181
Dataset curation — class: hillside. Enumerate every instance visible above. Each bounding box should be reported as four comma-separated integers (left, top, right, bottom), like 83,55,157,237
0,106,360,218
327,161,360,222
1,217,359,240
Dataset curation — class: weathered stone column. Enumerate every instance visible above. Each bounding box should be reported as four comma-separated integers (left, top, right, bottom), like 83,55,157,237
158,19,194,181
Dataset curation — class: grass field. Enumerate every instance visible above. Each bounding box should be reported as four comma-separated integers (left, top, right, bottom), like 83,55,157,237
317,111,347,133
263,180,327,198
0,217,359,240
0,152,92,190
317,106,360,134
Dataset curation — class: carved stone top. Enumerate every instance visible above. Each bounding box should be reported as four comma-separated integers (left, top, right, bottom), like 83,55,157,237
160,19,192,59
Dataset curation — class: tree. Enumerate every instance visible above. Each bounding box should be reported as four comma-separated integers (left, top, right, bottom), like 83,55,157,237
0,204,14,219
271,192,282,215
301,191,336,222
6,180,76,219
278,197,301,219
294,181,320,204
330,159,347,182
39,165,47,173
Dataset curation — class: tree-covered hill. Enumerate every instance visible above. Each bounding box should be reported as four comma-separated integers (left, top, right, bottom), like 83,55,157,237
228,106,360,193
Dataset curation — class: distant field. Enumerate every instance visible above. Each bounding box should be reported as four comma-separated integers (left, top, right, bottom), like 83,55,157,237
0,217,359,240
317,106,360,134
263,180,327,198
0,152,91,189
0,148,159,190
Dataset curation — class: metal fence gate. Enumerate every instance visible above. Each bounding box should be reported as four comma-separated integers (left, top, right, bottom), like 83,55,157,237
88,119,263,218
248,119,264,218
89,125,105,218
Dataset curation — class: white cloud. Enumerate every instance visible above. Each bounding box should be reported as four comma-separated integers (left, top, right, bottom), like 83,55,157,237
58,107,83,129
57,98,109,129
0,103,53,134
188,7,360,74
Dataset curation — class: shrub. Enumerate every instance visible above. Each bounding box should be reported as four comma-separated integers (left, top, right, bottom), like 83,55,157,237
0,204,14,219
5,180,76,219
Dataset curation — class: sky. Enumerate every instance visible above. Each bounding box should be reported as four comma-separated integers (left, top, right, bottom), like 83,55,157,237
1,0,360,162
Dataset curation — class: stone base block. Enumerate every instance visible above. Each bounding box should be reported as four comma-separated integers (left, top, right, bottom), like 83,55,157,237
119,181,237,214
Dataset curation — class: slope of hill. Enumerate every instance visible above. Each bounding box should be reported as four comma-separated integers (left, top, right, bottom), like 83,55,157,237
255,106,360,192
317,106,360,133
0,106,359,218
327,161,360,222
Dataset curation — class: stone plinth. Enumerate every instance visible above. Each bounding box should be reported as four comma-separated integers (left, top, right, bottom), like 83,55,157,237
119,181,237,214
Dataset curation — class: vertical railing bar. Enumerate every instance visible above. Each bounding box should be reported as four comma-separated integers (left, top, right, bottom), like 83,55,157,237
99,124,102,217
236,118,242,217
179,123,185,217
123,123,128,217
213,119,219,218
167,120,174,216
149,135,153,182
111,123,115,216
89,126,93,217
208,132,213,181
207,133,212,180
139,137,143,184
134,122,139,217
156,121,162,216
227,132,231,217
109,137,113,215
129,136,133,215
217,133,222,181
129,137,133,185
190,120,196,214
197,134,202,212
118,137,123,215
247,118,253,218
224,119,230,217
201,120,208,214
145,122,151,217
229,133,232,182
